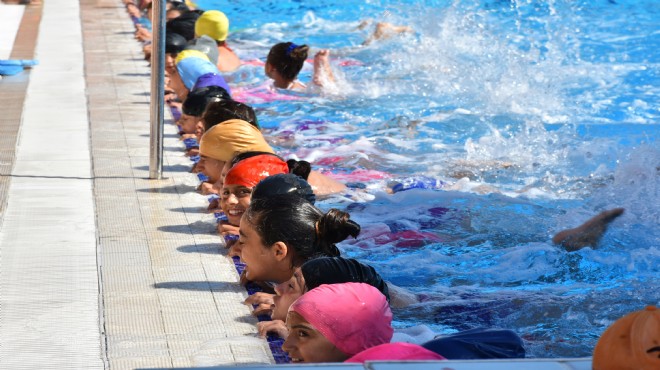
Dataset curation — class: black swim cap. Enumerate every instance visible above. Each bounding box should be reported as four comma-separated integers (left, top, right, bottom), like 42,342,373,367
165,32,187,54
251,173,316,205
166,11,200,41
301,257,390,303
182,85,231,116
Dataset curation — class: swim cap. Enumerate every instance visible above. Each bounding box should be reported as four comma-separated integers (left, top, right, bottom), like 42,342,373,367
251,173,315,204
175,49,209,64
224,155,289,188
176,51,220,90
199,119,274,162
345,343,445,363
195,10,229,42
182,85,231,116
166,10,200,41
593,305,660,370
185,35,219,65
301,257,390,302
192,73,231,95
165,32,187,54
289,283,393,357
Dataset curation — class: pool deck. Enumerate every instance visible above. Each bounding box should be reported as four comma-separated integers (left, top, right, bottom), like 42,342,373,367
0,1,593,370
0,0,271,368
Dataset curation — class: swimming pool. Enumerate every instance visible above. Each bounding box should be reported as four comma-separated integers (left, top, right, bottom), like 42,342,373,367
197,0,659,358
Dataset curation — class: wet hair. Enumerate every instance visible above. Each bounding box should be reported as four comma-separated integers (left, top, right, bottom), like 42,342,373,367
165,32,187,54
286,159,311,180
182,85,231,116
245,195,360,267
301,257,390,303
202,100,259,130
266,42,309,81
166,11,200,41
251,173,316,205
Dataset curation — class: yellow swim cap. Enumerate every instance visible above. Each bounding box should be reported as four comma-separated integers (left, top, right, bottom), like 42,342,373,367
195,10,229,42
174,49,209,65
199,119,274,162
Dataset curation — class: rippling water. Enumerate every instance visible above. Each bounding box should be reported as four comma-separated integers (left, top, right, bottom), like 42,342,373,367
197,0,659,357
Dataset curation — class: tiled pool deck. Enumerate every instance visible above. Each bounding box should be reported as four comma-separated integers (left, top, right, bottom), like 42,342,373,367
0,1,593,369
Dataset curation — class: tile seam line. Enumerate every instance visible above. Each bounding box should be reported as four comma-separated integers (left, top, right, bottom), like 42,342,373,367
79,0,110,368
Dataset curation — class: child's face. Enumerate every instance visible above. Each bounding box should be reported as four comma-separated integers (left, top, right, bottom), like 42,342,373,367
220,184,252,226
282,311,349,363
272,268,305,321
200,157,225,184
238,216,283,282
168,67,188,100
195,121,205,141
178,114,198,134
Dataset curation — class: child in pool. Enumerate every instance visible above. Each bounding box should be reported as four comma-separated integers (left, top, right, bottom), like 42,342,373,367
250,256,390,338
283,283,444,363
237,194,359,284
218,154,289,256
199,100,347,197
194,10,242,72
265,42,310,90
266,21,414,89
197,119,274,194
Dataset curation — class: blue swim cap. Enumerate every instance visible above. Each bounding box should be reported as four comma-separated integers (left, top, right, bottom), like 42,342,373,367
176,56,219,90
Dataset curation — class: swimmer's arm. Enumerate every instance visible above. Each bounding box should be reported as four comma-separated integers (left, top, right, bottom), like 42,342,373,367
386,281,420,309
218,222,239,238
198,182,219,195
307,170,347,197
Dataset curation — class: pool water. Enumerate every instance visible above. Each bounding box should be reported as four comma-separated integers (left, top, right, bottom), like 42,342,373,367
197,0,659,358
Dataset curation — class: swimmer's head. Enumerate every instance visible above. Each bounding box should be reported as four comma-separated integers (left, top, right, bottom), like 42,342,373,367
166,10,200,41
165,32,187,55
285,283,393,361
251,173,315,205
300,257,390,302
202,100,259,131
195,10,229,42
185,35,219,65
182,85,231,117
266,42,309,81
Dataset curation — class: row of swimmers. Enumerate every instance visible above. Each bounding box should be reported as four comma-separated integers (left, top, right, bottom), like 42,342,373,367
121,0,635,365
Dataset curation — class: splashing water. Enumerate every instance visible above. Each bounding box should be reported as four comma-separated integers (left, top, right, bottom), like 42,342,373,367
198,0,659,357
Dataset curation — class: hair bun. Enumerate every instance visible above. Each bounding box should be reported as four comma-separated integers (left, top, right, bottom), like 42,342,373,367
289,44,310,60
286,159,312,180
317,209,361,246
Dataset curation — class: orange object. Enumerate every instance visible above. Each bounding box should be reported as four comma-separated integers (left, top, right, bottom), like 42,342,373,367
593,306,660,370
224,154,289,188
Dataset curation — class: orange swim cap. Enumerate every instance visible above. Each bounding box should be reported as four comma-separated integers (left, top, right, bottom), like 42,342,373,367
224,154,289,188
199,119,274,162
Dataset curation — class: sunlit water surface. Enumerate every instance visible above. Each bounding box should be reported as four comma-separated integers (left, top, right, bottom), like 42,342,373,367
197,0,659,357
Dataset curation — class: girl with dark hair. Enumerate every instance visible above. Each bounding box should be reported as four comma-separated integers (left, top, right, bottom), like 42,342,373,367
238,194,360,284
252,256,389,338
218,155,289,255
265,42,310,90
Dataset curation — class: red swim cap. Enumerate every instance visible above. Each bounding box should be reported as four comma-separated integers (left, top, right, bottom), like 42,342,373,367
224,154,289,188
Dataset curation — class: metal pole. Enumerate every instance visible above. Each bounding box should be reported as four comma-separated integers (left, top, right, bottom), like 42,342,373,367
149,0,166,179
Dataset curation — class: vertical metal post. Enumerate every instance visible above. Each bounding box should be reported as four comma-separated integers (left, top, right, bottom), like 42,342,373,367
149,0,166,179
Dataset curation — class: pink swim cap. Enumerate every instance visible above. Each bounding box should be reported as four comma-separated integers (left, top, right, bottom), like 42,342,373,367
289,282,393,356
345,342,446,363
